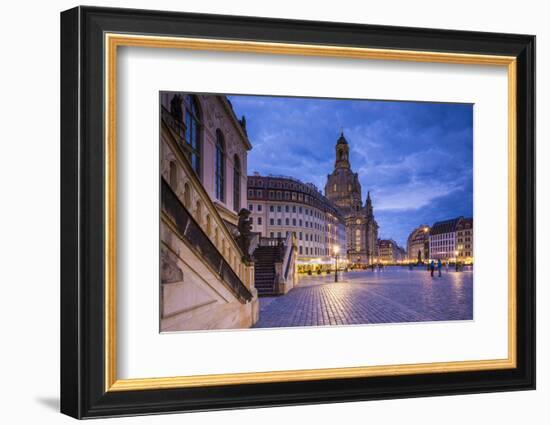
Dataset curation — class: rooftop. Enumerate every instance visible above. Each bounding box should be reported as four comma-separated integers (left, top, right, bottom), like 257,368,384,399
430,217,463,235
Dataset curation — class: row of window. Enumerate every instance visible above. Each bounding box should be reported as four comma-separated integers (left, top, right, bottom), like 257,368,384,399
430,233,455,240
299,246,331,256
266,231,336,246
431,241,455,246
264,217,325,230
248,203,326,219
247,189,331,212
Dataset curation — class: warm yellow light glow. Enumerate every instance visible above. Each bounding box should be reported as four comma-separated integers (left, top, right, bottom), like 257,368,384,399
333,245,340,255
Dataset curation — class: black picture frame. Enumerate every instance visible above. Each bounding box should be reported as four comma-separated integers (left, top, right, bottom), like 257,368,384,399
61,5,536,419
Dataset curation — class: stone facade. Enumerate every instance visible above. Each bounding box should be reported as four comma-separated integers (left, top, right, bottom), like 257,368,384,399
159,92,259,331
325,133,379,265
160,92,251,226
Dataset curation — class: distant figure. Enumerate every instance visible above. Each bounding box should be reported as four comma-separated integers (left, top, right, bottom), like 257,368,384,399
430,260,435,277
437,259,442,277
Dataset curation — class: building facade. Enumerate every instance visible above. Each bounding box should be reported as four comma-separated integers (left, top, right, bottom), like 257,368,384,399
455,217,474,263
429,216,473,262
378,239,406,263
159,92,259,331
247,174,346,263
325,132,379,265
407,225,430,262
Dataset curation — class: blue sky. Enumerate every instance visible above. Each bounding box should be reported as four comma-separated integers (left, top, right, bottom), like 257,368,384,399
229,95,473,247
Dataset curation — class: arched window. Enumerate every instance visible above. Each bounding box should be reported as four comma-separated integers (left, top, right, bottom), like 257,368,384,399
215,130,225,202
183,95,201,176
233,155,241,212
355,229,361,252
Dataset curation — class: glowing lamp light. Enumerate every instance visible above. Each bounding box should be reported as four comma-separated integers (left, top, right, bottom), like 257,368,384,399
333,245,340,255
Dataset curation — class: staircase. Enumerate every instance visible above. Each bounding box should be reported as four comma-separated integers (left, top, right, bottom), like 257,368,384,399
253,245,282,296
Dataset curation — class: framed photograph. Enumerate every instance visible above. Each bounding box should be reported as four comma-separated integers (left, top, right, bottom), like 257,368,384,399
60,6,535,419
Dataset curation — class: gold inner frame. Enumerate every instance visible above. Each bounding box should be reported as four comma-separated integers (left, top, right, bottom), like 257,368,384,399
104,33,517,392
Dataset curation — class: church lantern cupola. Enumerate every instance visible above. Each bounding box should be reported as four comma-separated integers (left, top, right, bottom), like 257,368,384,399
335,131,350,169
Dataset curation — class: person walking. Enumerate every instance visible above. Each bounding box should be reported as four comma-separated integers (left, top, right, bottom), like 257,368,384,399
437,259,442,277
430,260,435,277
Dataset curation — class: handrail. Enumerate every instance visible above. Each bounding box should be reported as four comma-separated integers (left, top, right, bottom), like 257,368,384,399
281,232,295,281
248,233,260,257
161,178,253,303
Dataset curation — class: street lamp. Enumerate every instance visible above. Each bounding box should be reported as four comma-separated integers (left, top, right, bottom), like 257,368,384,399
333,245,340,282
454,250,459,271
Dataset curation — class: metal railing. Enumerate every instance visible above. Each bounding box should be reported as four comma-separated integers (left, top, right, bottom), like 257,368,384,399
161,178,253,303
258,236,285,247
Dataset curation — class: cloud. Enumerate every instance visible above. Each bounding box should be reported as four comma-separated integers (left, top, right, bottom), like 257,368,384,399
228,94,473,246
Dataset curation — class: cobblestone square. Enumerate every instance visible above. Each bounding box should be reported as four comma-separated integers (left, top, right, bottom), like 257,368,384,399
254,267,473,328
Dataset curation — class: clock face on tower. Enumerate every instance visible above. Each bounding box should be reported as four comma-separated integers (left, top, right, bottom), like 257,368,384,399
356,219,361,224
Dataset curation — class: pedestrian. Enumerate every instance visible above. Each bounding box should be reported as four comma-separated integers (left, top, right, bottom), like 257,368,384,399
437,259,442,277
430,260,435,277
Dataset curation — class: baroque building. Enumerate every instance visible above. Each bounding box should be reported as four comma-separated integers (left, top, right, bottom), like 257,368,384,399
325,132,379,265
159,92,259,331
247,174,346,260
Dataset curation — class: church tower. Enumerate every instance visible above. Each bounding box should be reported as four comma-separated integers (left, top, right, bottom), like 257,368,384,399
325,132,363,216
326,131,371,264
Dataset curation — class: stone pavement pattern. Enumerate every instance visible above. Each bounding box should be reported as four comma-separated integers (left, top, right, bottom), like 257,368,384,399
254,268,473,328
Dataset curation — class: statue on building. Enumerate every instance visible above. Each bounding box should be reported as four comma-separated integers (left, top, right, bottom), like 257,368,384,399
236,208,253,262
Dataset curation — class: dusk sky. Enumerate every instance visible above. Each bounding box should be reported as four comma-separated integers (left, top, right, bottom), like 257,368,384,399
228,95,473,247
